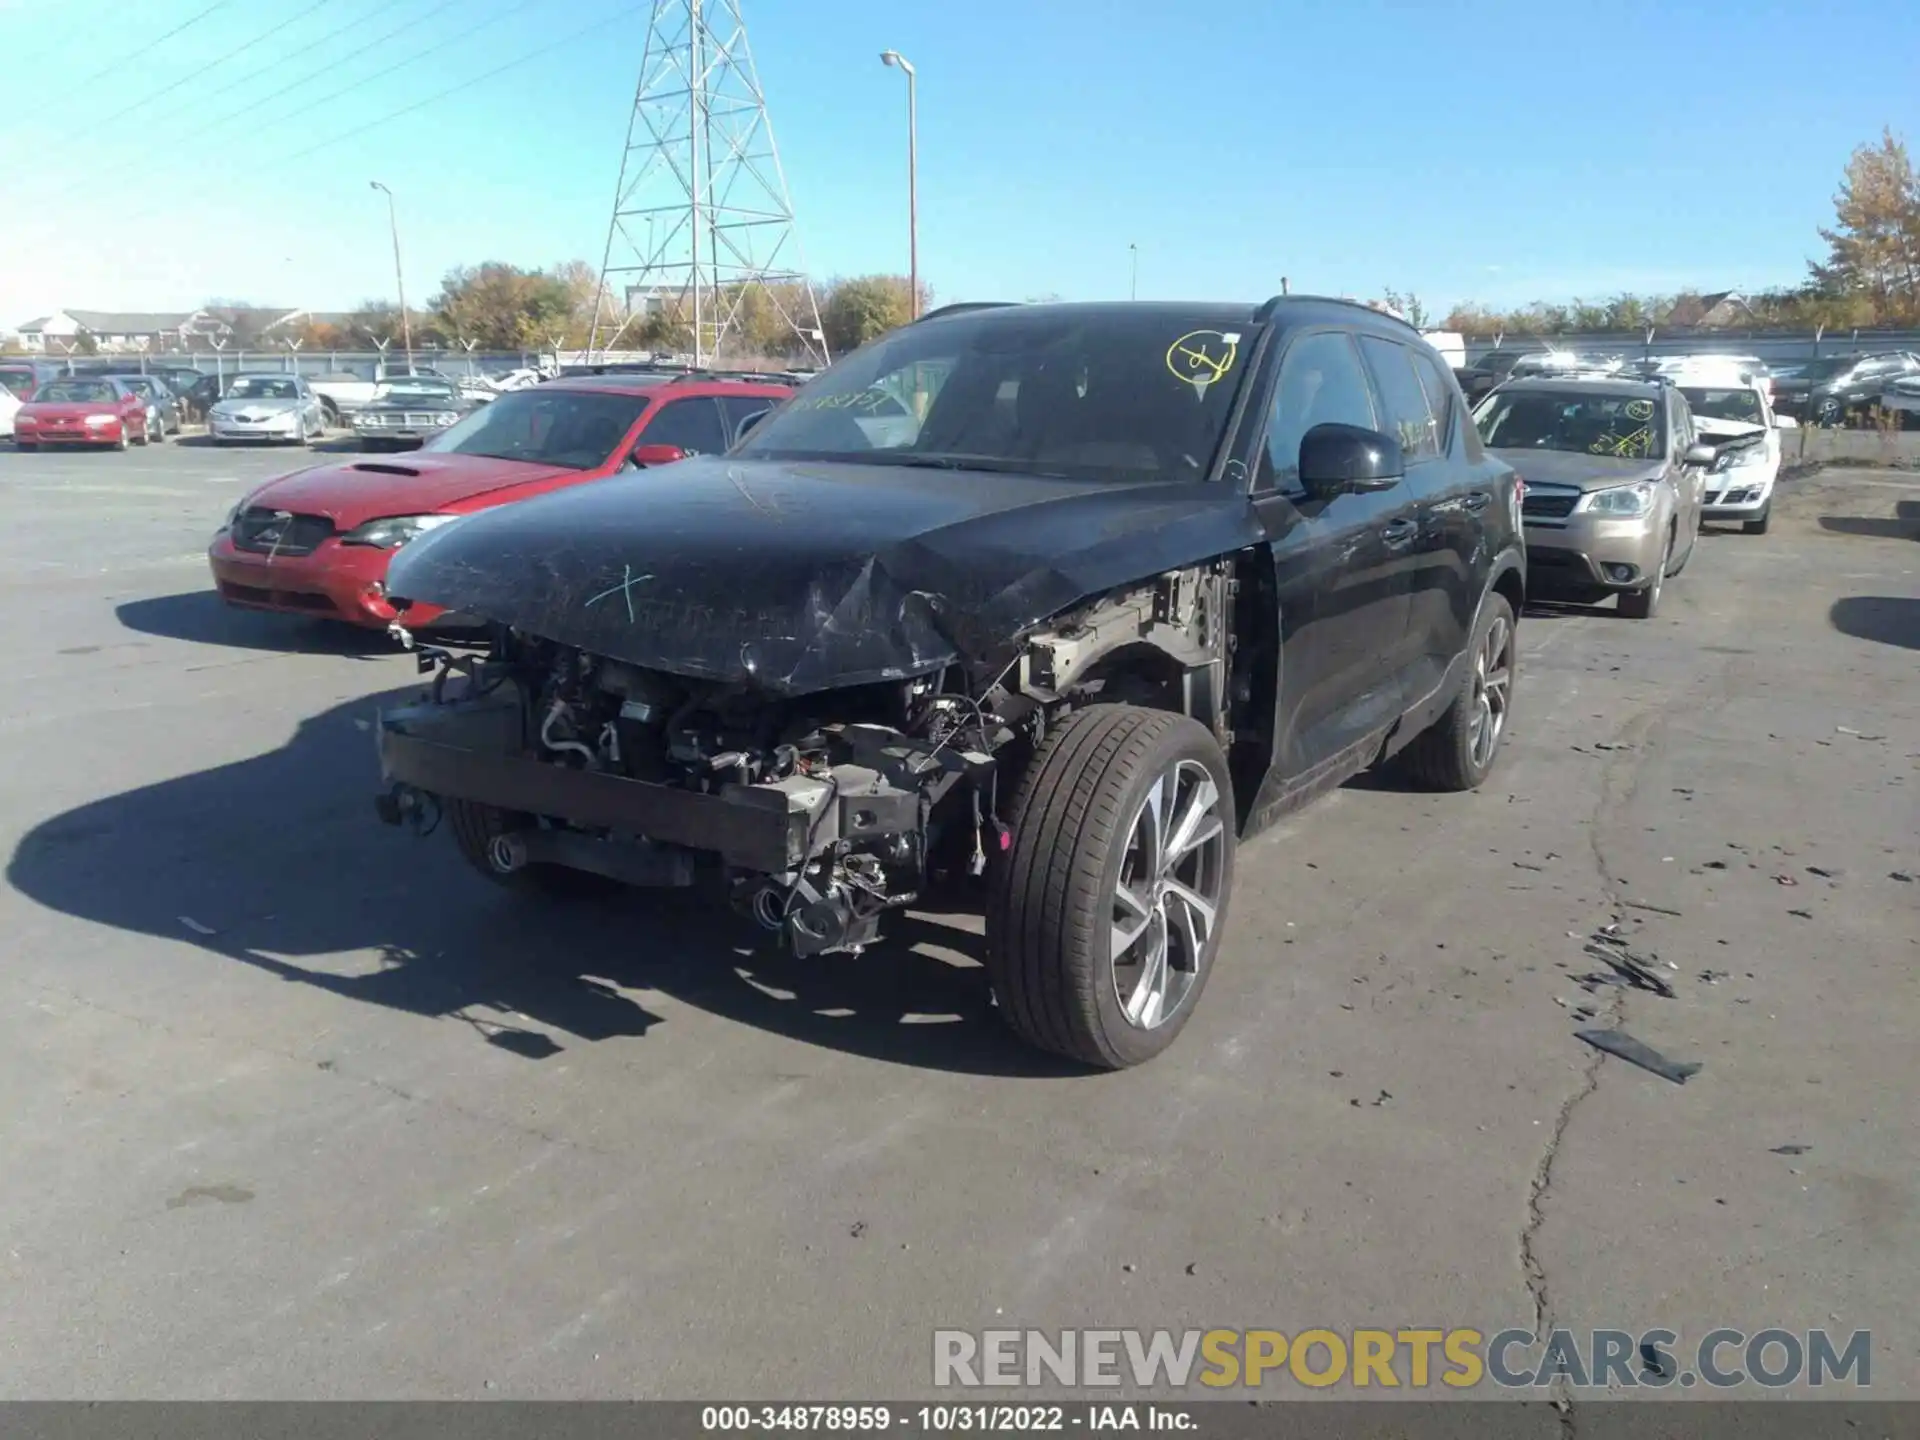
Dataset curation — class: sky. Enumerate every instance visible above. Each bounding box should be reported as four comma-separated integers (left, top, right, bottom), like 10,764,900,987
1,0,1916,331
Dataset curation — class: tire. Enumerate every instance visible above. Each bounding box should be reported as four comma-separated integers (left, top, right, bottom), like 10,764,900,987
149,417,166,444
116,427,131,451
985,704,1236,1069
446,800,622,898
1395,592,1517,792
1616,534,1669,619
1742,504,1771,536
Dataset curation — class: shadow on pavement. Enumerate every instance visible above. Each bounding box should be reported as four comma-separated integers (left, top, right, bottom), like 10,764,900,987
1818,499,1920,541
5,686,1081,1077
172,434,361,454
1829,596,1920,652
115,590,398,657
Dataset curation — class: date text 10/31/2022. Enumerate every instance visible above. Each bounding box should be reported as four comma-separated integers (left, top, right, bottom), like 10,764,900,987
701,1405,1196,1432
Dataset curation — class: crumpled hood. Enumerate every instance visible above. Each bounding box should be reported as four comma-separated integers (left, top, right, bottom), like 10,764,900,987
1692,415,1765,441
386,456,1264,695
1485,448,1665,492
241,454,575,528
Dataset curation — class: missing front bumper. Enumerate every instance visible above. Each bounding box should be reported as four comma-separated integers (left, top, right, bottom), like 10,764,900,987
379,725,809,873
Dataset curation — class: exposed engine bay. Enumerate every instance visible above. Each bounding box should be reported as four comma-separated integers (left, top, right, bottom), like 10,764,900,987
375,563,1236,958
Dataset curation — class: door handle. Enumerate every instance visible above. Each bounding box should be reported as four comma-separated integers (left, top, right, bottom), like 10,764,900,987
1463,491,1493,512
1379,518,1418,546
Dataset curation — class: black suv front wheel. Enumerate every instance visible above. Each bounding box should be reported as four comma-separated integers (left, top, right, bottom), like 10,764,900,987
986,704,1236,1069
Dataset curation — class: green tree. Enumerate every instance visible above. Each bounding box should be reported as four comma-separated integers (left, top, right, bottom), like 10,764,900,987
429,263,574,349
1811,128,1920,324
1379,288,1430,328
819,274,918,355
349,300,406,346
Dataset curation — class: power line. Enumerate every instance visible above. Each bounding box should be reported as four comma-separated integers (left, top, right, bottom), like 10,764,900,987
242,0,549,141
281,3,649,163
22,0,510,207
53,0,332,141
5,3,649,250
58,0,240,97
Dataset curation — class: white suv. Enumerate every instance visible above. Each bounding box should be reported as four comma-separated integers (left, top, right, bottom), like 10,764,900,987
1673,365,1794,534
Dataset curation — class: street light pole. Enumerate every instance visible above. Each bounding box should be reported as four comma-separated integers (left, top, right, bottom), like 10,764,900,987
879,50,918,319
1129,243,1138,300
369,181,414,372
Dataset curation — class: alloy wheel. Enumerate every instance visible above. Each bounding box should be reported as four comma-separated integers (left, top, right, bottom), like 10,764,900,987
1110,759,1229,1031
1468,611,1514,771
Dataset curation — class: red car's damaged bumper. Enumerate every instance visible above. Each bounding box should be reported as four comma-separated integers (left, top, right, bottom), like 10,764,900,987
208,532,447,629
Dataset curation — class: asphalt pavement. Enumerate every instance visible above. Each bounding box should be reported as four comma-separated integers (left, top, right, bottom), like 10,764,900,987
0,435,1914,1401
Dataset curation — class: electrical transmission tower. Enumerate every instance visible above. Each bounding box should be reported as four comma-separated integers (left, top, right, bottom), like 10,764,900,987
589,0,827,368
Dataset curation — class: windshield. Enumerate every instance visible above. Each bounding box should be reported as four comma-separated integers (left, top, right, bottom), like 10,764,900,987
373,379,457,403
1680,387,1765,425
1475,389,1667,459
116,378,158,396
735,307,1259,483
227,377,297,400
1796,358,1856,380
422,388,650,469
33,380,116,404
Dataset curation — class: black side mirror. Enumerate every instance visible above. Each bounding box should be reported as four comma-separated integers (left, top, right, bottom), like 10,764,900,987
1682,441,1718,467
1298,422,1404,498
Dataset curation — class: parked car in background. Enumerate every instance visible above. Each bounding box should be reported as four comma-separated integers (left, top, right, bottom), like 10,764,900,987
1454,350,1530,402
109,375,181,441
308,366,454,424
12,376,151,450
207,373,327,445
1771,351,1920,425
0,359,64,399
1667,363,1793,535
1646,354,1774,395
367,298,1525,1068
1476,375,1714,618
352,375,482,452
1880,372,1920,425
208,372,792,630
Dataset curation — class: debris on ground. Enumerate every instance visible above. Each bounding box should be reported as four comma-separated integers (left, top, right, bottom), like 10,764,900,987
1770,1144,1812,1156
848,1220,867,1239
1582,935,1677,998
177,915,218,936
1806,866,1837,879
1625,899,1684,917
1892,872,1914,884
1576,1028,1702,1085
1788,909,1813,919
1774,874,1798,886
1699,969,1730,985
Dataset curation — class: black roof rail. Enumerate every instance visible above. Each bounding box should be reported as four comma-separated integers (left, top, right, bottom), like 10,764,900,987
914,301,1017,323
1253,293,1422,334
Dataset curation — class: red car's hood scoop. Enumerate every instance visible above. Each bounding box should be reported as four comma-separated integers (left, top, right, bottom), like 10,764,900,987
242,453,577,527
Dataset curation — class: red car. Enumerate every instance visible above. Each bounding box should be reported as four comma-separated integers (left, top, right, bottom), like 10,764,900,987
14,375,152,449
208,373,792,629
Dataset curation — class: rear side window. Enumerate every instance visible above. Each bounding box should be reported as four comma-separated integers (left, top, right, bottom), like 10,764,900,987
719,394,779,445
1411,348,1459,453
1357,335,1440,463
641,396,729,456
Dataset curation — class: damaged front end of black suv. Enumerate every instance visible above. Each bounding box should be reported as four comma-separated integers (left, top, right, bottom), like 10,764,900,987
376,547,1235,962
